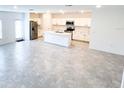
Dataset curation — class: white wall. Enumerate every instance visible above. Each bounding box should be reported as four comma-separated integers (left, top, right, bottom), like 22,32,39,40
90,6,124,55
42,13,52,31
24,12,30,40
0,11,25,45
0,20,2,39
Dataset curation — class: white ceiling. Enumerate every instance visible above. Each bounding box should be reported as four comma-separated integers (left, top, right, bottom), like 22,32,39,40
0,5,96,13
0,5,124,13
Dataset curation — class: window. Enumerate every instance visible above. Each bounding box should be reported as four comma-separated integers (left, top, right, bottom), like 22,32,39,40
0,20,2,39
15,20,23,40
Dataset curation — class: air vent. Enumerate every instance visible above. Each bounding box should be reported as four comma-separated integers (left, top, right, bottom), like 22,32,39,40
29,9,34,11
65,5,72,7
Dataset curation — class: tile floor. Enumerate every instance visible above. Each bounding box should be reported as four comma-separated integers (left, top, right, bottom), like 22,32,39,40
0,39,124,88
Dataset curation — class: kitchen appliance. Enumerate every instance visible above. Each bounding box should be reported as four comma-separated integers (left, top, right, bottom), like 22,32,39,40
65,21,75,40
30,21,38,40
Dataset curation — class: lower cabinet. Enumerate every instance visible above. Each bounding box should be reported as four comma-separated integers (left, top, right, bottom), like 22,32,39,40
52,25,90,42
73,27,90,42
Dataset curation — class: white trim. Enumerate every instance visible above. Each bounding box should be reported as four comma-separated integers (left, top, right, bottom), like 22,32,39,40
121,69,124,88
0,20,2,39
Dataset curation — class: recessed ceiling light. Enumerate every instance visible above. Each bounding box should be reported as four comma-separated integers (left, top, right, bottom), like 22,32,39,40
14,5,18,9
96,5,102,8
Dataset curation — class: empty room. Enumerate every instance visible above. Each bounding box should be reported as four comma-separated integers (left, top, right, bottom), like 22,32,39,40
0,5,124,88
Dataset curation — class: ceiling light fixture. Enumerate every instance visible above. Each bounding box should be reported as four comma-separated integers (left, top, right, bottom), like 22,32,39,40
14,5,18,9
96,5,102,8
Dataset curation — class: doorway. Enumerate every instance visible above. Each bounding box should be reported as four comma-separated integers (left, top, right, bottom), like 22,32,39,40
15,20,24,42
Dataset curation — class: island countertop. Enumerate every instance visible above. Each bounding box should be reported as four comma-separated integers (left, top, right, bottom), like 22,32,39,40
44,31,71,36
43,31,71,47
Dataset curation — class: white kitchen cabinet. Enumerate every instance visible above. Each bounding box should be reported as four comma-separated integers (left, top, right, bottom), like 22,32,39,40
44,31,71,47
52,18,91,26
73,27,90,42
52,18,91,42
75,18,91,26
52,18,66,25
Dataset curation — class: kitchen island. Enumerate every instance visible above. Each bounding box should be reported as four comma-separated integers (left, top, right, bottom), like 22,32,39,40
44,31,71,47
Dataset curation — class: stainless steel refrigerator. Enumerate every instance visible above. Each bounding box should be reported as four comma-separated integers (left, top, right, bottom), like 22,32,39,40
30,21,38,40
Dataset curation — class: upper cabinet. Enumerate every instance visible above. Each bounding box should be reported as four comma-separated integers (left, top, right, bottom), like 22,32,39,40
52,18,91,27
75,18,91,27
